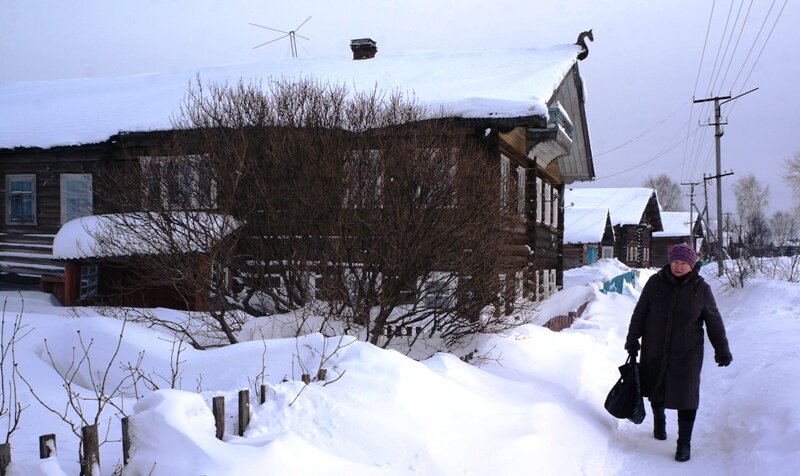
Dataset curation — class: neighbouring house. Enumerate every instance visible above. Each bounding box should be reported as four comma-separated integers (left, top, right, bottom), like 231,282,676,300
564,187,662,268
562,206,614,270
652,211,694,267
1,34,595,308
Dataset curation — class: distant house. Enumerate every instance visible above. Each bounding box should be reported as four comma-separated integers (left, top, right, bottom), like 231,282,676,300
1,35,596,307
564,187,662,268
562,206,614,270
651,211,694,267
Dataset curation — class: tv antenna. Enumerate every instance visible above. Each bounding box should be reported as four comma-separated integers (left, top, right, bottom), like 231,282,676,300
249,16,311,58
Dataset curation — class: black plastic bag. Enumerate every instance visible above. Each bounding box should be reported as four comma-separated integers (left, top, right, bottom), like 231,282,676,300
604,355,646,424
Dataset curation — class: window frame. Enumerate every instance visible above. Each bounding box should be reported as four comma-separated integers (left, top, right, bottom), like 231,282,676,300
60,173,93,224
5,174,37,225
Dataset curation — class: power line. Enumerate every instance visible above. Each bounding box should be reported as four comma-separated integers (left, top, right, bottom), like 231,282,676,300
593,105,685,158
729,0,778,93
718,0,755,91
594,126,703,180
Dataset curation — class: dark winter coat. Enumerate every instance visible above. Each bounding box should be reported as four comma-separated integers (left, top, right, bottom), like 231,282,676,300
625,265,731,410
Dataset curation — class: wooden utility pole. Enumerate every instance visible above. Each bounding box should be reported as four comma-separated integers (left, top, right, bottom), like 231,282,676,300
693,88,757,276
682,181,700,248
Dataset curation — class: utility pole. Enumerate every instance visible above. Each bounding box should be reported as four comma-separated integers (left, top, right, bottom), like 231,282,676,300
694,88,757,276
682,181,700,248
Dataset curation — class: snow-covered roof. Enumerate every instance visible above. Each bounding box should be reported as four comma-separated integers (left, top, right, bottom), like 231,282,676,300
653,211,692,238
564,187,658,227
563,206,611,244
53,212,239,259
0,45,583,149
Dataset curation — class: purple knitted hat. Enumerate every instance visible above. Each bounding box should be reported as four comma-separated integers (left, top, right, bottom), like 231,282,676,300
668,243,697,267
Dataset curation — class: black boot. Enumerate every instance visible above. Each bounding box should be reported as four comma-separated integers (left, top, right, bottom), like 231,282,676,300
652,402,667,440
675,410,696,462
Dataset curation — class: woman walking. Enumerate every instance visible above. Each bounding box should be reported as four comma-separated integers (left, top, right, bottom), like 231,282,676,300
625,243,732,462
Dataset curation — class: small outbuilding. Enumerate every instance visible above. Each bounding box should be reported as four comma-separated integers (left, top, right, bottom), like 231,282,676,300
562,206,614,269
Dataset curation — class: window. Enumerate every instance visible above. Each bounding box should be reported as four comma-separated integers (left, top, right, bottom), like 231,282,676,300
549,269,557,295
140,156,216,210
543,183,552,226
79,264,99,300
627,246,638,262
423,272,455,309
60,174,93,224
6,174,36,224
551,189,559,228
535,178,543,223
516,166,526,217
500,155,510,209
602,246,614,259
344,150,383,208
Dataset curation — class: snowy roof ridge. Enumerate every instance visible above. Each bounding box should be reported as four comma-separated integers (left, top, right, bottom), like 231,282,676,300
0,44,582,149
653,211,693,238
563,206,610,244
564,187,657,227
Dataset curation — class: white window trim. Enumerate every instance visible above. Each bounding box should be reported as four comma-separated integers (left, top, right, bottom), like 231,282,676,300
60,173,93,224
535,177,543,223
500,155,511,209
544,182,552,226
517,166,526,217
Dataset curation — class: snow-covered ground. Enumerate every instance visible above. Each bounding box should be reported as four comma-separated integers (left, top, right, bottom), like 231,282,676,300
1,258,798,475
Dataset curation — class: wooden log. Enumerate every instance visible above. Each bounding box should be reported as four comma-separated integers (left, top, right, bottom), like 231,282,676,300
39,434,56,459
260,384,267,404
121,417,131,465
81,424,100,476
317,368,327,381
212,396,225,440
238,390,250,437
301,374,311,384
0,443,10,476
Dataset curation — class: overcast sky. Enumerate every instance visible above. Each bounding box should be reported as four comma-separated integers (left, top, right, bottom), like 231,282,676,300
2,0,798,218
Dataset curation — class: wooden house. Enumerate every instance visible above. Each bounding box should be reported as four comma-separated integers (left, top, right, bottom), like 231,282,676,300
564,188,662,268
652,211,694,267
0,35,596,308
562,206,614,270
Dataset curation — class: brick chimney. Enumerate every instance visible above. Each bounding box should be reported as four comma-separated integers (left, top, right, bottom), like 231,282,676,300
350,38,377,60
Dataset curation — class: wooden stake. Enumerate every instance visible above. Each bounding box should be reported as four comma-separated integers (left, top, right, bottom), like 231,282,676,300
238,389,250,437
39,434,56,459
121,417,131,465
212,396,225,440
80,424,100,476
0,443,10,476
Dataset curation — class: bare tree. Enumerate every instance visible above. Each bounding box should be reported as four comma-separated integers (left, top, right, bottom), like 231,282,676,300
94,77,513,352
769,211,799,249
783,151,800,213
732,174,771,254
644,173,683,211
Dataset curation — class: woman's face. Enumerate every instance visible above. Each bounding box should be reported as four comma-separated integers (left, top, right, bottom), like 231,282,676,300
670,259,693,277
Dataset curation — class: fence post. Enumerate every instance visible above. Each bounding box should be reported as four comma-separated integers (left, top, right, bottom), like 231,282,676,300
0,443,10,476
121,417,131,465
80,424,100,476
301,374,311,384
317,368,327,381
39,434,57,459
238,390,250,437
260,384,267,404
212,396,225,440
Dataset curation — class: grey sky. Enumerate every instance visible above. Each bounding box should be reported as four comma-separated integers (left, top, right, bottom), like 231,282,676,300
2,0,798,218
